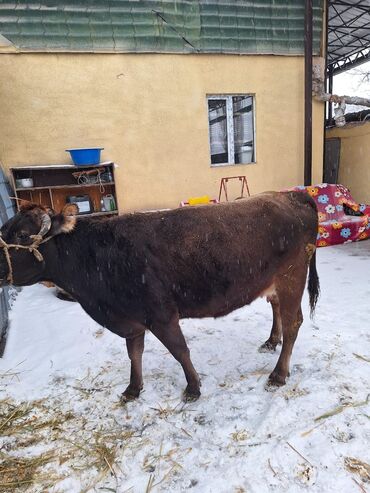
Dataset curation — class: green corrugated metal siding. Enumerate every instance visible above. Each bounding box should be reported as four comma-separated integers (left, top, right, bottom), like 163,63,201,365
0,1,323,54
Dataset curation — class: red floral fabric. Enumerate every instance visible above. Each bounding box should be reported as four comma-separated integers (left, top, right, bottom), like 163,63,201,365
292,184,370,247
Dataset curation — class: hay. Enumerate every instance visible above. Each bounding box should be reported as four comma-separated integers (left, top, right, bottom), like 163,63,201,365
353,353,370,363
344,457,370,483
90,437,118,476
283,383,309,401
142,442,189,492
0,390,191,492
249,364,270,378
0,361,26,384
314,394,370,422
0,399,74,491
231,429,249,442
0,397,135,492
0,400,75,444
301,422,324,437
0,451,58,491
78,437,119,493
0,402,32,434
150,402,184,421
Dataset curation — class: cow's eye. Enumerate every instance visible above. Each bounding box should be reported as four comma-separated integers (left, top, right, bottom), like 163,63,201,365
17,232,29,242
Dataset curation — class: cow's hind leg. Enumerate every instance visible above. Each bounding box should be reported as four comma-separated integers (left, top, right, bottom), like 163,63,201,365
259,295,282,353
267,268,306,387
121,332,145,403
267,305,303,387
151,315,201,402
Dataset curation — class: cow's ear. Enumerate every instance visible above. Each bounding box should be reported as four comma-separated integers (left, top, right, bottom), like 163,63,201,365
19,201,55,216
44,206,55,216
19,200,39,212
51,203,78,235
63,203,79,218
60,203,78,233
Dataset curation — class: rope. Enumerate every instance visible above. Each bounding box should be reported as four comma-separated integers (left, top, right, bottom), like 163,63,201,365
0,234,54,285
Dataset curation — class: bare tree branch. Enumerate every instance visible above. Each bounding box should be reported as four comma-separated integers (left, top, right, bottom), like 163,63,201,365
315,93,370,108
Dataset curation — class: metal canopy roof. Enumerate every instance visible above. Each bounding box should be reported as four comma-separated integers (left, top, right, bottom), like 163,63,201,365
327,0,370,75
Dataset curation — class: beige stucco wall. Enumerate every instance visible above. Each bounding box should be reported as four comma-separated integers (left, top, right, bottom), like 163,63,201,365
0,53,324,212
326,122,370,203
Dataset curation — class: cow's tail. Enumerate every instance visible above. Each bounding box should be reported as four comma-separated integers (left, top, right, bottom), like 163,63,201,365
308,250,320,318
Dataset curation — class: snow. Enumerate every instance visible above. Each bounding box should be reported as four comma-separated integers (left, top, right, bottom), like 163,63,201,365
0,241,370,492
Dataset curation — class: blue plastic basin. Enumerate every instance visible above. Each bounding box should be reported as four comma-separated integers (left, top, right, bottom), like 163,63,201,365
66,147,104,166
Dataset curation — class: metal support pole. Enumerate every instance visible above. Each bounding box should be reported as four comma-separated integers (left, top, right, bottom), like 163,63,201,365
323,0,329,181
304,0,313,186
328,67,333,125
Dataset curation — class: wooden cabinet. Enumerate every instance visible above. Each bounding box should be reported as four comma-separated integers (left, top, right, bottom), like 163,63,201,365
10,162,118,217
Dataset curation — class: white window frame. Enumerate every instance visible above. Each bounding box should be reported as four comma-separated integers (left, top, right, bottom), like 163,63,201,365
207,94,256,167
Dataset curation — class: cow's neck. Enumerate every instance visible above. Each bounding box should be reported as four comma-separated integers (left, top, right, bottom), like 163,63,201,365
41,234,85,291
40,220,120,301
38,218,149,329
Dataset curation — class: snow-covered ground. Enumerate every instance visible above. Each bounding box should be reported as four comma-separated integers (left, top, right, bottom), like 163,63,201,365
0,241,369,492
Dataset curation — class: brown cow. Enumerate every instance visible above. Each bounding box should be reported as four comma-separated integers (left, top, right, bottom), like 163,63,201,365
0,191,319,402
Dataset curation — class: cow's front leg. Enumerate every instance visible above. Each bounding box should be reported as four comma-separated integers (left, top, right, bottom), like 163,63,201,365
121,331,145,404
151,315,201,402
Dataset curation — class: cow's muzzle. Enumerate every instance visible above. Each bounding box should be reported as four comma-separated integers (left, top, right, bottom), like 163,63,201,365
0,213,52,285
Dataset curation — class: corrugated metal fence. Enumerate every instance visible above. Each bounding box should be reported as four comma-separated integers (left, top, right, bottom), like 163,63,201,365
0,168,15,356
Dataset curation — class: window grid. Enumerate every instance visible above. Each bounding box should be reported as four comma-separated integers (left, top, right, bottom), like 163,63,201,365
207,94,255,167
226,97,235,165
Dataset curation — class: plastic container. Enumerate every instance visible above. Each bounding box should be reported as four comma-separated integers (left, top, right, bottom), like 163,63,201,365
103,194,116,211
66,147,104,166
16,178,34,188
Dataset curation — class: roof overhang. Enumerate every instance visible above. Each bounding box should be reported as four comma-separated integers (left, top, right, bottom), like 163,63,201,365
0,1,323,55
327,0,370,75
0,33,16,52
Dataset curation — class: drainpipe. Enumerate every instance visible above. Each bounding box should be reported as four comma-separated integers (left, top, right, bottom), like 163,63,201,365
327,67,333,125
304,0,313,186
323,0,329,181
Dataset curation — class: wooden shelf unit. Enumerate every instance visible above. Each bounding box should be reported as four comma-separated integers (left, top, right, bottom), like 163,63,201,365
10,162,118,217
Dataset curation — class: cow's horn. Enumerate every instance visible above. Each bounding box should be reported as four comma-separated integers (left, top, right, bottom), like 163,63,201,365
38,213,52,237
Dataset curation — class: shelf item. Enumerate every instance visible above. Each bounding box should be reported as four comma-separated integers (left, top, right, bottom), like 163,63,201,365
15,182,115,192
66,147,104,166
10,162,118,218
66,195,93,215
86,210,118,217
15,178,34,188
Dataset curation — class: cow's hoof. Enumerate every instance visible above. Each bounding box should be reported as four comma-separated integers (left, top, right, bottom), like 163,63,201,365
183,387,201,403
56,289,76,302
266,371,286,390
258,340,280,353
120,386,142,405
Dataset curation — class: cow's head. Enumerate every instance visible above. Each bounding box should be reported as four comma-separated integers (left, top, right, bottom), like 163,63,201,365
0,202,78,286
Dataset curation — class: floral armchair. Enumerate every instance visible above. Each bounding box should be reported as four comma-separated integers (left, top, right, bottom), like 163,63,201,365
292,184,370,247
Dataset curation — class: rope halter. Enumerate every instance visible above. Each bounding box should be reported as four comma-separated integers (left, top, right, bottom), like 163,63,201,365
0,213,52,285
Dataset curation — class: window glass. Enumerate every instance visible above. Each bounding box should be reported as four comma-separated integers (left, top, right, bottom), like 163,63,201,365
208,99,228,164
233,96,254,164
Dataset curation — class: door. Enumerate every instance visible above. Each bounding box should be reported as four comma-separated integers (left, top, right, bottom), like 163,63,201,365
324,138,341,183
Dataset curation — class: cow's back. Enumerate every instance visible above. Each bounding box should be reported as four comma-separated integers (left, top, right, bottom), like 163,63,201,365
124,191,318,319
